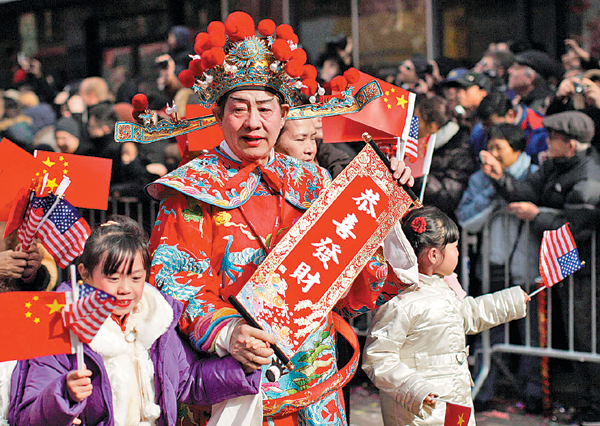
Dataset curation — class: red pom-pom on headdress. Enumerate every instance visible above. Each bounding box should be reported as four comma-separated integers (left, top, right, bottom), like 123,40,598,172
131,94,148,111
178,70,196,88
343,68,360,84
285,60,304,78
258,19,276,36
189,59,204,75
209,31,227,48
205,47,225,69
301,79,318,96
271,39,292,62
224,11,255,42
290,48,307,66
207,21,225,34
276,24,295,41
411,217,427,234
301,65,317,80
194,33,211,55
330,75,348,92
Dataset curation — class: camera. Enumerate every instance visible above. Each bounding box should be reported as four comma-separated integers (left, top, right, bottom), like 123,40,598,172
574,81,584,94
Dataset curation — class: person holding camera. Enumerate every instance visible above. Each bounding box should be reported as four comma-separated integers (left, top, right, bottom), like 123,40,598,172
546,69,600,150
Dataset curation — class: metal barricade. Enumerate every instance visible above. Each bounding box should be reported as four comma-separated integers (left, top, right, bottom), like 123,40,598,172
467,210,599,398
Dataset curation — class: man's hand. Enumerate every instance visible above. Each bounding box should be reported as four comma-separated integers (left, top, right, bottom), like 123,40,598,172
66,369,93,403
583,77,600,109
229,321,276,373
0,250,29,280
480,150,503,180
390,157,414,187
507,202,539,220
556,77,577,100
18,244,43,281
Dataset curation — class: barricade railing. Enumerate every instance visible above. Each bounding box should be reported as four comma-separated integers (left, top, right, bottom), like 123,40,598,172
467,210,599,398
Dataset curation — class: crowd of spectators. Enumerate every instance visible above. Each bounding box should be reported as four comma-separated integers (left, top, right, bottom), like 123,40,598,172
2,26,600,424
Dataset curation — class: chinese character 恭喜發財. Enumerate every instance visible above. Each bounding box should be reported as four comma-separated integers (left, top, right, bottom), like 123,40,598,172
290,262,322,292
332,213,358,240
312,237,341,270
353,189,380,219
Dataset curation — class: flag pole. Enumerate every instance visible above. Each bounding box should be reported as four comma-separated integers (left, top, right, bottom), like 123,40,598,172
32,177,71,236
528,286,546,298
396,136,406,160
70,264,85,371
419,174,428,203
419,133,437,204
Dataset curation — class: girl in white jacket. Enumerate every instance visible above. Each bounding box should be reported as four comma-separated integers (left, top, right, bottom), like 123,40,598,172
363,206,530,426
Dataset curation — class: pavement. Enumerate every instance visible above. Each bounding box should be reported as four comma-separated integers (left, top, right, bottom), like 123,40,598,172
348,385,578,426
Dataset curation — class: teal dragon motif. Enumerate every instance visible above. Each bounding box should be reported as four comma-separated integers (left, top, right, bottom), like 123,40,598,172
219,235,266,287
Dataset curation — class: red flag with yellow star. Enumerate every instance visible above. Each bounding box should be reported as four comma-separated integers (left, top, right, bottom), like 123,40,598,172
444,402,472,426
33,151,112,210
0,138,44,221
0,291,72,362
322,70,416,143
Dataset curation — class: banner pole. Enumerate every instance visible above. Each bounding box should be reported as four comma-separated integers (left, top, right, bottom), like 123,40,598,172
362,133,422,207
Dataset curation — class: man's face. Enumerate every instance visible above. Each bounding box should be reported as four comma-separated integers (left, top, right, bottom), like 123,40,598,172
487,137,521,169
214,90,289,164
397,60,418,85
55,130,80,154
508,63,534,91
457,85,487,110
88,116,107,138
547,130,574,159
276,119,317,163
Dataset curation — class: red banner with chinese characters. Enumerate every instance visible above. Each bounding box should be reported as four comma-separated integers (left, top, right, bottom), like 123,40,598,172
233,143,413,360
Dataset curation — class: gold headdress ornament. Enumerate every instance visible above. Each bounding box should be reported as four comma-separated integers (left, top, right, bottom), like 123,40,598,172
115,11,382,144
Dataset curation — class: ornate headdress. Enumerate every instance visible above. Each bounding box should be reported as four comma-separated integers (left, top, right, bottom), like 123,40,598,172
177,12,359,107
117,12,381,144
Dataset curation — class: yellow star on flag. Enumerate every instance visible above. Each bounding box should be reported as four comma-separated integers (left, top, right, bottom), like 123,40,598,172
25,312,32,318
397,95,408,109
59,156,64,161
45,178,59,192
387,104,392,109
63,169,68,175
64,161,68,167
385,90,389,96
42,157,56,167
33,296,39,301
457,413,465,426
25,302,31,308
391,88,395,93
46,299,65,314
34,318,40,324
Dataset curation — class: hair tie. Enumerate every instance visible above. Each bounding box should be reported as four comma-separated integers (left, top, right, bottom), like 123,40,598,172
100,220,119,227
411,217,427,234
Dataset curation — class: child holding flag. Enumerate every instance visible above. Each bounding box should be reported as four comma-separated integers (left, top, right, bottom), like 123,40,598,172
10,217,260,426
363,206,530,426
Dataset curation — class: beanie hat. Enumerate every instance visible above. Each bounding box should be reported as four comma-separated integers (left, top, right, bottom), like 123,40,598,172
55,117,81,140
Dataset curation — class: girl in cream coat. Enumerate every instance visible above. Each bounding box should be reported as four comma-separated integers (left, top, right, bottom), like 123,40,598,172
363,206,529,426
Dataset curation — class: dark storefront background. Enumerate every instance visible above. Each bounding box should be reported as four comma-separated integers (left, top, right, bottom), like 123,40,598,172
0,0,596,90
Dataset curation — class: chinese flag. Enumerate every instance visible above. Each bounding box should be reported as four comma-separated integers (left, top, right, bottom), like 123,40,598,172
0,138,44,221
322,70,416,143
185,104,223,151
0,291,72,362
444,402,472,426
33,151,112,210
3,185,32,239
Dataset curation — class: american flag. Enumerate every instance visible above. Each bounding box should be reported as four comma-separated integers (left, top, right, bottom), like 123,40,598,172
63,282,118,343
18,194,90,268
539,223,584,287
404,116,419,161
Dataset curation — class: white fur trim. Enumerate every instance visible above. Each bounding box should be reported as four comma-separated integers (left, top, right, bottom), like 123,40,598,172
89,284,173,426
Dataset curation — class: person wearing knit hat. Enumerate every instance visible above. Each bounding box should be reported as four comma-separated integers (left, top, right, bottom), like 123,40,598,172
508,50,555,112
144,11,418,426
55,116,92,155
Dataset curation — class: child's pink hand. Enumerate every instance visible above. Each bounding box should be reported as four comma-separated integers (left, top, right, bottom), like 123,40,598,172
423,393,437,406
66,369,93,403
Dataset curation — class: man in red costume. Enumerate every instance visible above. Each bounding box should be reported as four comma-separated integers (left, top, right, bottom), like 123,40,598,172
147,11,419,426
